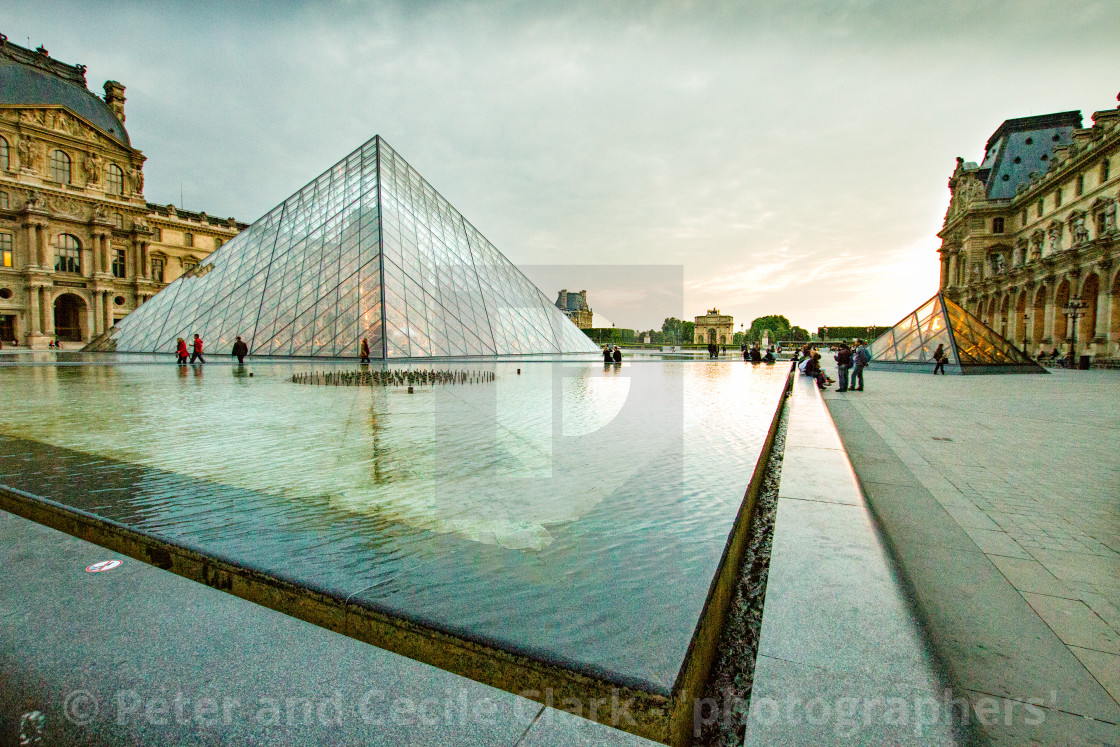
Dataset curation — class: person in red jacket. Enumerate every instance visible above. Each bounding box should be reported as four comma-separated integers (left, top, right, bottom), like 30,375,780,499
175,338,188,364
189,334,205,364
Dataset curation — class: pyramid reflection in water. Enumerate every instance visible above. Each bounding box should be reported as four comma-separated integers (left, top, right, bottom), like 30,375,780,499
870,293,1047,374
89,136,599,358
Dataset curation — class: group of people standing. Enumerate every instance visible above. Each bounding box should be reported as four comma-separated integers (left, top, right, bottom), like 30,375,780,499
173,334,249,365
793,340,870,391
602,345,623,363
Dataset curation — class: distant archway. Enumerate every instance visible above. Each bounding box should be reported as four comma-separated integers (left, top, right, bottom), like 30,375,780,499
1079,273,1099,347
707,328,717,344
1053,279,1071,346
1032,285,1048,351
1014,290,1029,349
53,293,87,342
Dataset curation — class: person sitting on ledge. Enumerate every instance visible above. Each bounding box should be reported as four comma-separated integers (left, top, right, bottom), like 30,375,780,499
803,351,829,389
763,347,775,363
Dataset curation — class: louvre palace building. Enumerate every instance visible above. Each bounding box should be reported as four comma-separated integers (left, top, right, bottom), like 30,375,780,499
937,94,1120,361
0,35,245,348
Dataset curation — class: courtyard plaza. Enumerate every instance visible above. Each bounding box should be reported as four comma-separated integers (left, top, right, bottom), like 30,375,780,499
824,367,1120,744
2,351,1117,744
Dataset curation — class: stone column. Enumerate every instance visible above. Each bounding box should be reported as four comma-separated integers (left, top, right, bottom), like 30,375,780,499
28,284,40,334
91,234,101,274
93,291,104,335
42,288,54,338
102,236,111,276
947,253,958,289
1094,287,1110,342
140,241,150,279
103,292,113,332
85,302,95,343
37,225,49,268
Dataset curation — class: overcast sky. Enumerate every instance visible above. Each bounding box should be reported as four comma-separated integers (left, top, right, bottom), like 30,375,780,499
5,1,1118,331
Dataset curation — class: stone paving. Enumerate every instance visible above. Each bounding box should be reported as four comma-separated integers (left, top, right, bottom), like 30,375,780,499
823,368,1120,740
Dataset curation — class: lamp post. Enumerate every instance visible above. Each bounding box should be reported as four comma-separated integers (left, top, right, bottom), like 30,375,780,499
1022,310,1030,356
1062,297,1088,369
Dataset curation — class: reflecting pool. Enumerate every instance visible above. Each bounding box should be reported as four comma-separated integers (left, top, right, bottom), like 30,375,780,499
0,355,787,694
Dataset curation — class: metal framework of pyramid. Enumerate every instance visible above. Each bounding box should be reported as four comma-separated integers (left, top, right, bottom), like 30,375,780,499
869,293,1047,375
89,136,599,359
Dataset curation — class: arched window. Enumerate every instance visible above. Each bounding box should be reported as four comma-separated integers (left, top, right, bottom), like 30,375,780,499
49,150,71,183
54,234,82,274
0,136,8,171
106,163,124,195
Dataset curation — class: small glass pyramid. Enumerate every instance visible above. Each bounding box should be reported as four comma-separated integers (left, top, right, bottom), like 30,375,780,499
88,136,600,359
869,293,1046,374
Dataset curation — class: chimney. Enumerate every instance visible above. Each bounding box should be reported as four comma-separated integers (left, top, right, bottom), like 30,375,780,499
103,81,126,122
557,289,567,308
579,290,588,308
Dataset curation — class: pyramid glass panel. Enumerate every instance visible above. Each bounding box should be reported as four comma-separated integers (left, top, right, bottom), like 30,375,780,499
88,136,599,358
869,293,1045,374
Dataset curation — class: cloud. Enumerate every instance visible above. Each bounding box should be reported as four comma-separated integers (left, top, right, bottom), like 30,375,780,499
4,0,1116,330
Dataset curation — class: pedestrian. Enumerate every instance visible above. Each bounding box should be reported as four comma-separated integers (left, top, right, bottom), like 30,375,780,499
835,342,852,391
360,337,371,364
175,337,188,364
189,334,205,364
612,345,622,363
750,344,762,363
763,347,775,363
603,345,613,364
850,339,869,391
232,336,248,365
932,343,947,375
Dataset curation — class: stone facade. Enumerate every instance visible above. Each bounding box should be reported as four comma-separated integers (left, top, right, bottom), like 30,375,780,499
693,308,733,345
937,95,1120,360
555,289,593,329
0,35,245,348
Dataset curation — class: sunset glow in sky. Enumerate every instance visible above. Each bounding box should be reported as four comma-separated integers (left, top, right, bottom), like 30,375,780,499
6,1,1118,330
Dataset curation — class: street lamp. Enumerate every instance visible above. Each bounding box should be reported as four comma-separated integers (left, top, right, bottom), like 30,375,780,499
1022,310,1030,356
1062,297,1089,369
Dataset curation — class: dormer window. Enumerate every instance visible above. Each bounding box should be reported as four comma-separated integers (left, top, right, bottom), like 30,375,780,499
106,164,124,195
49,150,71,184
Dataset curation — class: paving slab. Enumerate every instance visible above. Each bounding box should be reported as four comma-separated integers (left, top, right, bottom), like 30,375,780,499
744,376,966,746
0,508,658,746
823,369,1120,744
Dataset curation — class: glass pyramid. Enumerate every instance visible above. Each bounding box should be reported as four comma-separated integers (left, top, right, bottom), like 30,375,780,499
869,293,1046,374
89,136,600,359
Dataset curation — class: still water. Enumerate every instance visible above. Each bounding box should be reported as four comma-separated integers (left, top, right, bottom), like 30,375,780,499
0,355,787,693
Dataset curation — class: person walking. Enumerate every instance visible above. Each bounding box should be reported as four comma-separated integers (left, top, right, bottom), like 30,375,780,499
850,339,869,391
189,334,205,364
835,342,852,392
232,336,249,365
175,337,188,365
360,337,371,364
932,343,947,375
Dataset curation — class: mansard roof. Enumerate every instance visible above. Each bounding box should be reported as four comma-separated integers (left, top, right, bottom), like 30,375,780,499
0,34,130,146
980,111,1082,200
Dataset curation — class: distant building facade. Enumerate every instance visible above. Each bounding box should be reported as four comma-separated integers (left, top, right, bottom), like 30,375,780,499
555,289,593,328
937,95,1119,360
0,35,245,348
693,308,733,345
